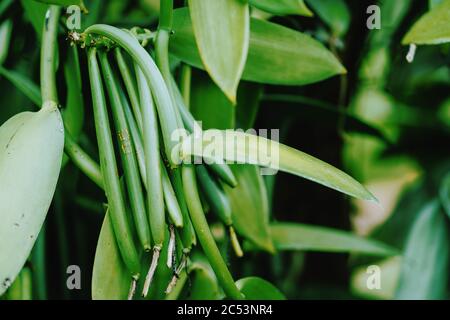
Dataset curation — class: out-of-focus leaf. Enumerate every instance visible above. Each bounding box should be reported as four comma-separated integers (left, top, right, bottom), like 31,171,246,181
0,67,42,106
440,173,450,219
0,20,12,66
92,211,172,300
402,0,450,45
249,0,312,17
0,105,64,296
0,0,14,18
235,82,263,130
188,0,249,102
5,266,33,300
395,201,449,299
190,71,235,130
429,0,444,8
92,211,130,300
20,0,48,38
263,94,391,144
35,0,87,12
236,277,285,300
224,165,274,253
186,259,221,300
178,130,376,201
268,223,398,256
171,8,346,86
63,46,84,138
305,0,350,37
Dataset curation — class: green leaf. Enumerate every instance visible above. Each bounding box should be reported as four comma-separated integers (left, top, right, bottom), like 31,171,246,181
440,173,450,219
402,0,450,45
34,0,87,12
268,223,398,256
92,211,173,300
235,82,263,130
395,201,449,299
0,67,42,106
190,71,235,130
249,0,313,17
178,130,376,201
171,8,346,86
0,104,64,296
430,0,444,8
224,165,274,253
236,277,285,300
263,94,391,143
305,0,350,37
20,0,49,38
186,258,221,300
62,46,84,139
0,20,12,66
92,210,130,300
188,0,250,103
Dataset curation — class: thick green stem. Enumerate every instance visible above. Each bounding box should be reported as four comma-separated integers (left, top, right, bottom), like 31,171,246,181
182,165,244,300
64,131,104,190
40,5,61,105
159,0,173,31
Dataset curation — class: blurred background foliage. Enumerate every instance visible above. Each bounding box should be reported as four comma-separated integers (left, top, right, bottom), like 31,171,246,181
0,0,449,299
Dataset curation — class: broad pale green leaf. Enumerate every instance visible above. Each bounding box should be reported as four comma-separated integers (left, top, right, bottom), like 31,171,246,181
190,71,235,130
236,277,285,300
188,0,250,103
171,8,346,86
269,223,398,256
440,173,450,219
402,0,450,45
305,0,350,37
92,212,172,300
223,165,274,253
92,211,130,300
0,104,64,296
250,0,313,17
395,201,449,299
177,130,376,201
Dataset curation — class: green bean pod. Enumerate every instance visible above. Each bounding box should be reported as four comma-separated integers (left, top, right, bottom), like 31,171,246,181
181,165,243,299
114,48,143,133
85,25,179,167
134,63,165,249
87,48,141,278
195,165,233,226
120,89,147,187
169,76,238,187
170,167,197,251
161,163,184,228
98,51,151,252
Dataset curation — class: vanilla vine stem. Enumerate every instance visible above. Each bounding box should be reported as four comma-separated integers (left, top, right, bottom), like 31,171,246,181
156,0,243,300
40,5,61,106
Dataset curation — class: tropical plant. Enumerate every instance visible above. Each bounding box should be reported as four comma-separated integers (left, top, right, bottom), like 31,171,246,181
0,0,448,300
